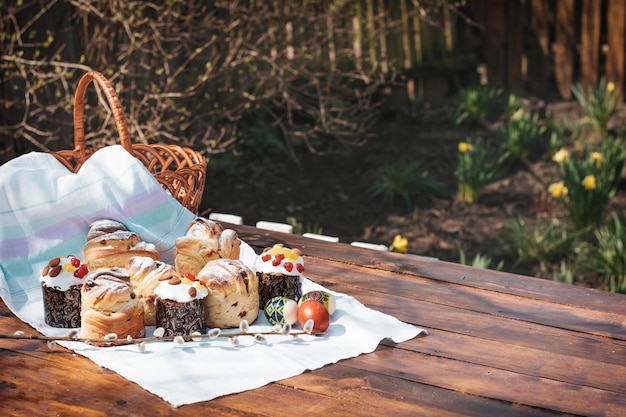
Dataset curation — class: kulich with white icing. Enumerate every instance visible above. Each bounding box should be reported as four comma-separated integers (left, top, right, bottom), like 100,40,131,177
254,244,304,277
155,271,208,339
154,272,208,303
40,255,89,291
40,255,89,328
254,244,304,310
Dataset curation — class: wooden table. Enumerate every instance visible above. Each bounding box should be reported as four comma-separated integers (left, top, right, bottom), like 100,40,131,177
1,223,625,416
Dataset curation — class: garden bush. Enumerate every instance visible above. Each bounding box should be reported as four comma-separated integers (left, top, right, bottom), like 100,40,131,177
0,0,394,162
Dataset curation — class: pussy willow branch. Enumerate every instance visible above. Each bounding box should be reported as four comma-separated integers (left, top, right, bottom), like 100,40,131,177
1,327,324,347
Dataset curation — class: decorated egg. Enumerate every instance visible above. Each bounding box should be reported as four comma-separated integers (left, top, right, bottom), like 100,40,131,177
297,300,330,332
299,291,336,315
264,296,299,326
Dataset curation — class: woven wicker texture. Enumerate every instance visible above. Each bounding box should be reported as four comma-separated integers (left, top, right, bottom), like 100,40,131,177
50,71,206,213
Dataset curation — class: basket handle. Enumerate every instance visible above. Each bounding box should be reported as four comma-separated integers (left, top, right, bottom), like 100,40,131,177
73,71,133,153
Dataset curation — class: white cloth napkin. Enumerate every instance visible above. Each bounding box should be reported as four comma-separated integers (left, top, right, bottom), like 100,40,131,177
0,146,424,407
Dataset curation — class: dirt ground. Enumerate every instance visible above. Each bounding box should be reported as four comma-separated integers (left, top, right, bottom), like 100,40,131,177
200,101,626,285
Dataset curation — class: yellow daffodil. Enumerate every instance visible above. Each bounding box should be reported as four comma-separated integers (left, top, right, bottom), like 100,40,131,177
607,81,616,92
389,234,408,253
552,148,569,164
511,108,525,121
458,142,472,153
548,181,568,199
582,175,596,190
590,152,603,167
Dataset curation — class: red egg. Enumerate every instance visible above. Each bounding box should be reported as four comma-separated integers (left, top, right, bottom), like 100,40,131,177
297,300,330,333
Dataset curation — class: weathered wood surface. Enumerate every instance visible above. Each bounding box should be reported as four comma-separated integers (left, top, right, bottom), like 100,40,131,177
554,0,576,99
527,0,551,95
607,0,626,95
580,0,601,90
2,223,625,416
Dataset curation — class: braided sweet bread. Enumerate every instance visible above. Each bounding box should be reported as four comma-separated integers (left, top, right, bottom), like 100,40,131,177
83,219,160,270
174,218,241,275
80,269,145,344
196,258,258,328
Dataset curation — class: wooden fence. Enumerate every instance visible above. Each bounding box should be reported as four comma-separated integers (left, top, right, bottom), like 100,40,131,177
342,0,625,103
467,0,626,99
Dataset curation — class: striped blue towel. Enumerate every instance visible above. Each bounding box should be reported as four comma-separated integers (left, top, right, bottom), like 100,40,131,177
0,145,196,331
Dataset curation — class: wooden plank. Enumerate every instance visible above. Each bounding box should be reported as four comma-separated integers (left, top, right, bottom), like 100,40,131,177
527,0,551,94
291,243,626,316
353,346,626,417
353,0,363,72
484,0,507,87
410,0,423,97
278,362,564,417
365,0,377,71
390,328,626,393
580,0,601,89
377,0,388,73
234,225,625,315
399,0,411,70
553,0,575,99
411,0,422,65
327,8,337,72
1,346,367,417
507,0,524,92
394,254,626,313
300,269,626,365
307,259,626,339
213,380,392,416
0,348,171,417
607,0,626,96
332,288,626,366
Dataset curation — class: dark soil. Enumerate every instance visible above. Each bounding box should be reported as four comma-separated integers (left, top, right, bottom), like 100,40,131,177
200,101,626,288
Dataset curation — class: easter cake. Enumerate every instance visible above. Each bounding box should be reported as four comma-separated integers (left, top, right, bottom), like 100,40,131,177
154,271,208,340
80,269,145,343
196,258,259,328
126,256,176,326
174,217,242,276
83,219,160,270
40,255,89,328
253,244,304,309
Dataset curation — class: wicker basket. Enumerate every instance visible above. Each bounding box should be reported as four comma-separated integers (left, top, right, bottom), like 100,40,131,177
50,71,206,213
